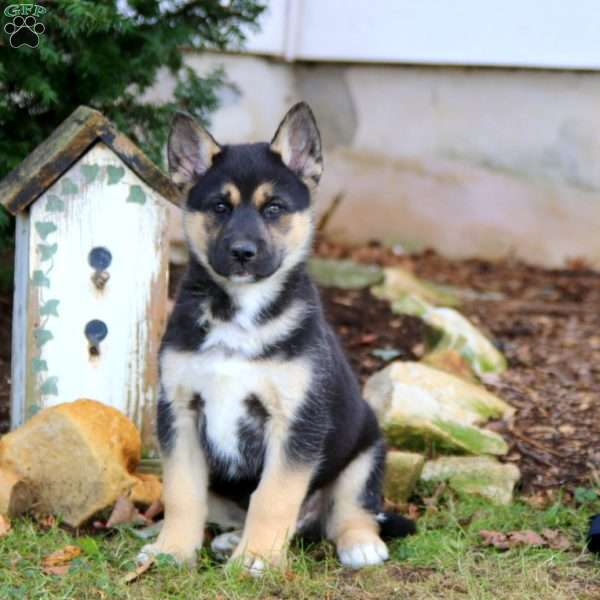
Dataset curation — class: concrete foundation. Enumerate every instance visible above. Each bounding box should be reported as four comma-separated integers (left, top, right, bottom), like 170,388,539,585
150,53,600,267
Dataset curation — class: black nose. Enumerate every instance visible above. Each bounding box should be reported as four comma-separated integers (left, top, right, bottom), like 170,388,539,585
230,240,257,263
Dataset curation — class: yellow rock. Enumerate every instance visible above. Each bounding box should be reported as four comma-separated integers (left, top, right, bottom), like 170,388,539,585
0,399,161,526
130,472,162,506
364,362,513,455
422,349,478,383
383,451,425,504
371,266,460,307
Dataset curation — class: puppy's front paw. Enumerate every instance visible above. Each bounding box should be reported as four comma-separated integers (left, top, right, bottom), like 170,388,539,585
336,532,389,569
229,553,270,577
228,538,287,576
137,537,199,567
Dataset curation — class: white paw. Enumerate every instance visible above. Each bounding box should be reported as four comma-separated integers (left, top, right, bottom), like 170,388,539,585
338,539,389,569
241,555,267,577
211,530,242,561
136,543,162,565
136,541,196,566
227,551,270,577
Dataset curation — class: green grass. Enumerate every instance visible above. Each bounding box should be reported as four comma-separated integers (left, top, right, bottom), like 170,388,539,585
1,491,599,600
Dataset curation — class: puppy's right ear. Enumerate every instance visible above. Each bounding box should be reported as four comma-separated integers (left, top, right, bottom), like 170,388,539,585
168,112,221,188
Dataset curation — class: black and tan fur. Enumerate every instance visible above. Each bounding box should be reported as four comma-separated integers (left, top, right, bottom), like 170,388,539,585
139,103,415,572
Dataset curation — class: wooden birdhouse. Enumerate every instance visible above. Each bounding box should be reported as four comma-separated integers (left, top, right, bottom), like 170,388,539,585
0,106,181,448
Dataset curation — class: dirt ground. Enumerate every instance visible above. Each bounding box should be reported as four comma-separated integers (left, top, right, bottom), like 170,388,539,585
316,240,600,495
1,242,599,495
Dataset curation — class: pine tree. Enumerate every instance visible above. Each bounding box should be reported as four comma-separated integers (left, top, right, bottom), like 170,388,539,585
0,0,265,246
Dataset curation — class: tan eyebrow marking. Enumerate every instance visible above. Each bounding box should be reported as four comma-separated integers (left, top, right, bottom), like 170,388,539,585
252,182,274,209
222,182,241,207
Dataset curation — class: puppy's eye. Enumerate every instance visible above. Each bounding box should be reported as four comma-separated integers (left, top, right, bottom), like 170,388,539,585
263,203,285,219
212,202,231,215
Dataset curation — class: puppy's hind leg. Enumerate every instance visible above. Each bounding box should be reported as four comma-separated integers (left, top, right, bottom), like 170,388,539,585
138,388,207,565
326,440,391,569
207,493,246,562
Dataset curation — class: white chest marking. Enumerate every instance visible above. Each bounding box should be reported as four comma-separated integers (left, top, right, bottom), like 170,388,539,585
201,300,305,357
161,348,311,475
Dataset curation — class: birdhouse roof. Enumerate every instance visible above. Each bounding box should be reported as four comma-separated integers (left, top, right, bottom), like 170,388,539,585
0,106,182,214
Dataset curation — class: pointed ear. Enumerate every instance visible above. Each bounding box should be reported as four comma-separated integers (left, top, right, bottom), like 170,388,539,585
167,111,221,188
270,102,323,189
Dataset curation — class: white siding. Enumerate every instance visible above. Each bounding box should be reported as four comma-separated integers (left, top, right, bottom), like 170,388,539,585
245,0,600,70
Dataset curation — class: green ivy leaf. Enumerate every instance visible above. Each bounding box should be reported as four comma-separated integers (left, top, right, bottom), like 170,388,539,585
35,221,57,240
126,184,146,205
46,195,65,212
31,357,48,373
40,299,60,317
34,328,53,347
107,165,125,185
32,270,50,287
40,376,59,396
81,164,100,183
61,177,78,195
37,243,58,262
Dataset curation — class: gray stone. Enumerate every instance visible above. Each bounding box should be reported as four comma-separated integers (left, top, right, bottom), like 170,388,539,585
371,266,460,307
308,257,383,289
421,456,520,505
388,295,507,375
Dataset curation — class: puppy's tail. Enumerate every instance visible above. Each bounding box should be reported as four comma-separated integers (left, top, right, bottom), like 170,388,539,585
376,511,416,540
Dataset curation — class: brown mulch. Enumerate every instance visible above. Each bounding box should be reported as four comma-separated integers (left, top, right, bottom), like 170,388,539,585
1,242,600,494
316,240,600,494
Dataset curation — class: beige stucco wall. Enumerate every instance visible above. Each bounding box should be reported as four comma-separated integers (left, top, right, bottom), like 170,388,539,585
150,52,600,267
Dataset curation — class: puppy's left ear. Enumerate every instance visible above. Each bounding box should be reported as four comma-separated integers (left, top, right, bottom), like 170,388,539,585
270,102,323,189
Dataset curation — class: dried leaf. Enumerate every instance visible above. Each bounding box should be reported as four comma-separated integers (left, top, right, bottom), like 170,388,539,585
480,529,566,551
508,530,545,547
541,528,571,550
122,557,154,584
42,545,81,567
143,499,164,521
479,530,510,550
43,564,71,576
522,492,551,510
422,349,478,382
407,503,421,521
35,514,57,530
106,496,147,528
0,515,11,537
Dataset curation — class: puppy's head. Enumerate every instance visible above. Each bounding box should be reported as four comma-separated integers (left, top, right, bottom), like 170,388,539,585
168,103,323,284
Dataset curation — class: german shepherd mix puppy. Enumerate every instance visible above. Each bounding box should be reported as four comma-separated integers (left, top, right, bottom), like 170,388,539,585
139,103,415,573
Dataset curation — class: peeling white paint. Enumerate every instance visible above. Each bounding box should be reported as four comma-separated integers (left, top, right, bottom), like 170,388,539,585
24,143,169,430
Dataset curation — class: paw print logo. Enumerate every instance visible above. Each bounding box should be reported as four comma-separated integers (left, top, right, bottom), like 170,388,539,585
4,15,45,48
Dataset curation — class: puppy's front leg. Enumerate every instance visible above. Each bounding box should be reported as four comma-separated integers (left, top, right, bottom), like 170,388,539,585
139,387,207,565
231,448,313,573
